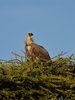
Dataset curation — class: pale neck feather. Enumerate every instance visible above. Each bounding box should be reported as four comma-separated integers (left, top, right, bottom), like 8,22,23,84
26,35,35,45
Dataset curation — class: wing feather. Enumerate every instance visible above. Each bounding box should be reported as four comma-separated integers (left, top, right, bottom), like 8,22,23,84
30,43,50,60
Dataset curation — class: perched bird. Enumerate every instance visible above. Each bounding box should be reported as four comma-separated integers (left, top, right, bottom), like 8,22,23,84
25,32,51,60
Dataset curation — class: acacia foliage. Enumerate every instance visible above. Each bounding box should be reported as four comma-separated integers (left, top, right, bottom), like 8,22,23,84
0,52,75,100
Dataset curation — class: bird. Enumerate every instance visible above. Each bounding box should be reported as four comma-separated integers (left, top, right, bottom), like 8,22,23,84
25,32,51,61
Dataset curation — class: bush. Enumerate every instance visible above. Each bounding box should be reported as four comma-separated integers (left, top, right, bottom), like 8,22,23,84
0,52,75,100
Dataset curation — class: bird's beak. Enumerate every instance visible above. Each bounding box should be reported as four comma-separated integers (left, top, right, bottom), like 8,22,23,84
31,33,33,36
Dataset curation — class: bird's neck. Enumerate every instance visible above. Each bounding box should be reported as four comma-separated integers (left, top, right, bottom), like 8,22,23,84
26,36,34,45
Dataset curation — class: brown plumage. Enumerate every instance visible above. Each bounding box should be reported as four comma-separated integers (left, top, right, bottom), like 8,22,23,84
25,32,51,60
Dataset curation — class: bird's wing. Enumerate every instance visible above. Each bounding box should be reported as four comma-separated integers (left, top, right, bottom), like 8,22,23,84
30,43,50,60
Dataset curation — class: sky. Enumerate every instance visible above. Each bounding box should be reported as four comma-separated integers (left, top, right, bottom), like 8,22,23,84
0,0,75,60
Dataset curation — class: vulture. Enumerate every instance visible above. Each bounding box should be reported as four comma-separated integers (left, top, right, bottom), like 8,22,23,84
25,32,51,60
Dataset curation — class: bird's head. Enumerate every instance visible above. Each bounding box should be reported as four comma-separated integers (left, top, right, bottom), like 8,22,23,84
27,32,33,37
26,32,34,45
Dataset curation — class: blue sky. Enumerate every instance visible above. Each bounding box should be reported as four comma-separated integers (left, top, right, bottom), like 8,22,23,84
0,0,75,60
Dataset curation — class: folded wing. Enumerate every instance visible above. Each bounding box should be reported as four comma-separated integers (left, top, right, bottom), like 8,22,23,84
26,43,50,60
